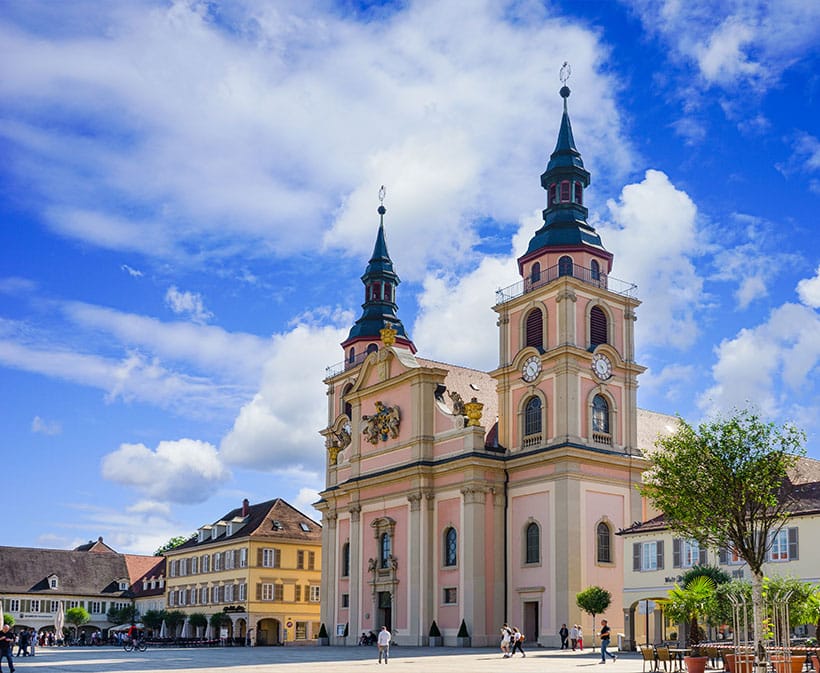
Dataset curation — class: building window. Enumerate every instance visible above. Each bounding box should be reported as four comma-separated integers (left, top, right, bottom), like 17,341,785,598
239,582,247,601
367,343,378,355
30,600,41,613
170,560,178,577
592,395,610,434
633,541,664,571
297,550,305,569
524,396,542,438
590,259,599,280
261,583,274,601
342,383,353,419
201,554,210,572
200,587,208,604
560,180,571,202
574,181,583,204
309,585,321,602
525,522,540,564
262,548,281,568
380,532,392,569
341,543,350,577
531,262,541,284
51,601,60,613
525,308,544,350
8,599,20,612
597,522,612,563
550,183,558,204
50,577,58,589
213,552,222,572
769,528,798,561
444,527,457,567
348,347,355,364
308,551,316,570
240,548,247,568
191,556,198,574
341,593,350,608
558,255,573,277
274,584,284,601
590,306,608,347
443,588,458,604
295,622,308,640
674,538,704,568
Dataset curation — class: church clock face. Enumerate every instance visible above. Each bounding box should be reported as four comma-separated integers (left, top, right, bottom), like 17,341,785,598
521,355,542,382
591,353,613,380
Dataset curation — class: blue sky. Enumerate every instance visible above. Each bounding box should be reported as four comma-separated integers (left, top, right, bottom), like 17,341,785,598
1,0,819,555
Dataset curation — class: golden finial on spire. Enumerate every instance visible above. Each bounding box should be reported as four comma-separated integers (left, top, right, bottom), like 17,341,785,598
380,323,397,347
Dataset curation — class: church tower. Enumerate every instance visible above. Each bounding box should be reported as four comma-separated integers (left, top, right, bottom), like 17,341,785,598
490,71,646,639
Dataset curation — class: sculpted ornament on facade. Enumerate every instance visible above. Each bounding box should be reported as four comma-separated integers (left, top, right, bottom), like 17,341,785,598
362,401,400,444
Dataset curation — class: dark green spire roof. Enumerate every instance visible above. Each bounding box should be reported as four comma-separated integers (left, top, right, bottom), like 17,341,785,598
523,83,607,256
343,198,414,350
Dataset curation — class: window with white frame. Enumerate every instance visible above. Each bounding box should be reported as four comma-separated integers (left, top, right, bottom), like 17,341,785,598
633,540,664,571
769,528,798,561
88,601,102,613
180,558,188,576
213,552,222,571
262,548,280,568
201,554,210,572
51,601,60,612
170,559,178,577
682,539,699,567
191,556,198,574
309,585,320,602
238,582,247,601
261,583,274,601
200,586,209,604
50,577,58,589
240,548,248,568
30,599,41,613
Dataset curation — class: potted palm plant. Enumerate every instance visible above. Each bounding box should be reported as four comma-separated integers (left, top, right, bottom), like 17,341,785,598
660,576,716,673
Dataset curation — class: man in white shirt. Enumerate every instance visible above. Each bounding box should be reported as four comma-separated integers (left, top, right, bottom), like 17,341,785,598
377,626,392,664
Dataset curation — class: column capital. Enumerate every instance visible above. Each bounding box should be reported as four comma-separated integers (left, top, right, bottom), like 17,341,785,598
460,485,487,504
349,504,361,522
407,492,423,511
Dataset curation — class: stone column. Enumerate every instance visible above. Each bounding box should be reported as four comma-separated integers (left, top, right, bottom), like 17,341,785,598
556,285,577,347
623,605,636,651
320,509,337,637
347,504,362,646
461,485,488,645
407,492,423,645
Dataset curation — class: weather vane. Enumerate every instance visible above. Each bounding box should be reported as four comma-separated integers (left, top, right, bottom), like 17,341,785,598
560,61,571,85
378,185,386,218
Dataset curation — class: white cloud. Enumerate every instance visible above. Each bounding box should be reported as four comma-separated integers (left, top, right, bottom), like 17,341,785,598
31,415,62,435
121,264,143,278
165,286,213,324
220,321,348,473
598,169,704,350
101,438,230,504
797,265,820,309
294,487,322,524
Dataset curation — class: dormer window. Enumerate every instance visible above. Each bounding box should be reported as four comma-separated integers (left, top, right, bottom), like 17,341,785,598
574,182,583,204
272,520,283,531
49,576,59,589
299,522,311,532
119,581,129,591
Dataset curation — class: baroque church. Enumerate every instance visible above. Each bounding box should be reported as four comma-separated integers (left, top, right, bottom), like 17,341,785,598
316,82,668,647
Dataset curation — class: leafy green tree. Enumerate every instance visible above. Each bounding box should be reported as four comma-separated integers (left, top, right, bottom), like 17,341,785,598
640,409,805,673
661,576,717,654
576,585,612,651
188,613,207,636
681,565,731,590
165,610,186,636
2,613,14,626
209,612,231,629
154,535,194,556
107,603,138,625
65,606,91,636
142,609,166,631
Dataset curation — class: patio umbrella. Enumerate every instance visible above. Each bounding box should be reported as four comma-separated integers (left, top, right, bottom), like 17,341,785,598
0,599,4,628
180,618,190,639
54,601,64,640
159,620,167,638
204,623,212,640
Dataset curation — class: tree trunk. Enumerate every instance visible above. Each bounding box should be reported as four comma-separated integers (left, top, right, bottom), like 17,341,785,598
751,570,767,673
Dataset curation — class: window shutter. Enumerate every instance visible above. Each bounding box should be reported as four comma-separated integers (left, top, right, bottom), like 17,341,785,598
657,540,664,569
672,539,681,568
633,543,641,571
274,548,281,568
295,585,301,602
590,307,608,347
699,546,708,565
525,309,543,350
256,583,262,600
257,549,263,566
788,528,799,560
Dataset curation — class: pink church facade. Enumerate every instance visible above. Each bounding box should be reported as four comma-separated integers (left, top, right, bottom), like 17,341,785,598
316,84,651,647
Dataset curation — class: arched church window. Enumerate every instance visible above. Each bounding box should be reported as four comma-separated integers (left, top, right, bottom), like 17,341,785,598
348,347,355,364
367,343,378,355
574,181,583,204
380,532,392,569
525,522,540,564
597,522,612,563
590,306,608,347
531,262,541,284
524,396,542,437
341,542,350,577
342,383,353,419
525,308,543,351
558,255,573,277
590,259,600,281
444,527,457,567
560,180,571,202
592,395,610,434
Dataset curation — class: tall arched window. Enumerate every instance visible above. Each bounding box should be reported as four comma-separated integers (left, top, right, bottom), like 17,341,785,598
380,532,392,569
597,522,612,563
341,542,350,576
342,383,353,419
590,306,608,347
525,522,540,564
574,182,583,204
366,343,378,355
524,397,542,437
592,395,610,434
558,255,573,277
560,180,571,202
590,259,600,280
444,527,457,567
348,347,355,364
531,262,541,284
525,308,543,350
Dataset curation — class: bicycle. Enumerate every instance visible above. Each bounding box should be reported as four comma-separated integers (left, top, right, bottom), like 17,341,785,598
123,637,147,652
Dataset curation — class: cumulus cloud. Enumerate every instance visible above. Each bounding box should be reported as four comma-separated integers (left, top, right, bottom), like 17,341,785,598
220,321,348,473
797,265,820,309
31,415,62,435
101,438,230,503
165,286,213,324
598,169,704,350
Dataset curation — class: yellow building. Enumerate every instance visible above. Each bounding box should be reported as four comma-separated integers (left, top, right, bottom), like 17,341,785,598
164,498,322,645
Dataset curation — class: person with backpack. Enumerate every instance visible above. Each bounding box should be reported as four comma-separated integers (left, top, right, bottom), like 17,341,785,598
510,627,526,657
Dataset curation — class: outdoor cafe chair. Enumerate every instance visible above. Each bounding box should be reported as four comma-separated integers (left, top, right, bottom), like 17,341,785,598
656,645,677,672
641,646,659,672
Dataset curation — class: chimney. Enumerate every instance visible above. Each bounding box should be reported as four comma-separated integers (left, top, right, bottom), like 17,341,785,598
242,498,250,516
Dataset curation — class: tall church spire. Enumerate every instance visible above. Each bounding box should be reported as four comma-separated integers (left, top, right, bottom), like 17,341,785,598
521,64,609,261
341,187,416,360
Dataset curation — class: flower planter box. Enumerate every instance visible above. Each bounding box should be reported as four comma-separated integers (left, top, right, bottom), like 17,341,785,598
685,655,709,673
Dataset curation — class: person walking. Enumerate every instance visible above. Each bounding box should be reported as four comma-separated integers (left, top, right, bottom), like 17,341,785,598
28,631,35,658
577,625,584,650
599,619,617,663
570,624,579,651
377,625,391,664
500,624,512,657
510,627,526,657
559,623,569,649
0,624,16,673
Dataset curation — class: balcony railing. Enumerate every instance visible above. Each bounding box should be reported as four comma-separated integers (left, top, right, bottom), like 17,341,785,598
496,262,637,305
325,349,372,379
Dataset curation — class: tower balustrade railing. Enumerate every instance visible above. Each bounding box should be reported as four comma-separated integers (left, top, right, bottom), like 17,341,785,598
495,262,637,305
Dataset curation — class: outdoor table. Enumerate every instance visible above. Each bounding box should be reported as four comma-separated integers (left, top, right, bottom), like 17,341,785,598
668,648,691,670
